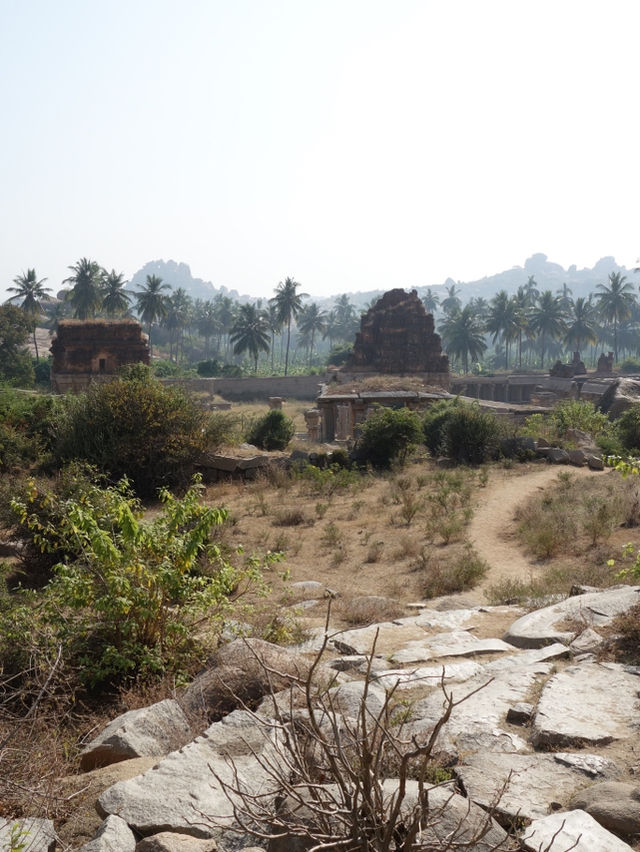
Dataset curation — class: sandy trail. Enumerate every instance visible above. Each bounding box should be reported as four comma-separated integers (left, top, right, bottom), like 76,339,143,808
468,464,605,596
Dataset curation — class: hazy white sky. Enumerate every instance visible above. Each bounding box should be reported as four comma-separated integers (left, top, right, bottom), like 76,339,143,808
1,0,638,301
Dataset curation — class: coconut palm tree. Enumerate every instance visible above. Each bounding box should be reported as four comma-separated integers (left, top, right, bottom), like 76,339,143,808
441,284,462,317
229,303,270,372
197,299,221,359
422,288,440,315
63,257,104,319
528,290,567,369
564,296,598,354
512,287,531,368
485,291,518,369
6,268,51,360
134,274,171,357
595,271,637,363
271,277,307,376
298,302,327,366
101,270,131,317
164,288,192,361
439,305,487,373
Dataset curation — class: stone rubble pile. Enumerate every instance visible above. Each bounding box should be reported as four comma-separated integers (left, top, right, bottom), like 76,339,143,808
8,584,640,851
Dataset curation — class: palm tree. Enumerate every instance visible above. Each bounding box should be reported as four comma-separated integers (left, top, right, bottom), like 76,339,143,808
441,284,462,317
556,282,573,311
63,257,104,319
298,302,327,365
485,291,518,369
595,271,637,362
523,275,540,303
229,303,270,372
134,274,171,357
528,291,567,369
564,297,598,354
6,268,51,360
101,270,131,317
422,288,440,315
512,286,531,368
197,300,221,359
271,277,307,376
164,288,192,361
439,305,487,373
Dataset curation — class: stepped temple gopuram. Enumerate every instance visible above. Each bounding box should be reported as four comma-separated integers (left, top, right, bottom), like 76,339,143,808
50,319,150,393
345,288,449,380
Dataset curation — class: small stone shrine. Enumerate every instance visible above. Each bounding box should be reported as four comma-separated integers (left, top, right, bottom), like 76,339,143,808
50,319,150,393
345,288,449,381
596,352,615,374
549,351,587,378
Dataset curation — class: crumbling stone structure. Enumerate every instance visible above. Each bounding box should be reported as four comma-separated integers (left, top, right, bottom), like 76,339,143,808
596,352,615,374
345,289,449,383
50,319,150,393
550,351,587,378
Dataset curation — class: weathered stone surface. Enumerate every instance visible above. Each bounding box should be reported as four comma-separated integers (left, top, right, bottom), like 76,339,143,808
453,724,529,755
597,377,640,419
531,663,640,749
504,586,640,648
81,699,192,770
570,627,606,655
456,753,592,821
288,581,326,601
77,815,136,851
554,753,621,779
325,681,386,719
389,630,513,664
408,665,553,748
482,643,570,673
98,711,282,839
522,809,634,851
345,288,449,376
568,448,587,466
506,702,534,724
326,655,368,672
587,454,605,470
570,781,640,838
136,832,218,851
0,818,56,852
182,639,331,722
546,447,570,464
372,661,483,691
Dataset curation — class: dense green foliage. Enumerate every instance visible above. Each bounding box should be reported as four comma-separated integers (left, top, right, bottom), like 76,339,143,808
617,405,640,452
356,406,422,468
246,409,296,451
52,365,209,497
0,305,35,387
423,399,501,464
3,475,266,688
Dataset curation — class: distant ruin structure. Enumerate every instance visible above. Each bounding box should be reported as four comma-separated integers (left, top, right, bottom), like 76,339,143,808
345,289,449,383
596,352,615,374
549,351,587,378
50,319,150,393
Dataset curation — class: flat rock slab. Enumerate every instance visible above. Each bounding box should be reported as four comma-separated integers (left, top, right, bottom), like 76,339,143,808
532,663,640,748
570,781,640,839
331,622,433,656
98,711,281,839
481,643,570,674
522,809,634,851
372,660,483,691
136,833,218,851
77,814,136,851
554,753,621,780
390,631,513,664
504,586,640,648
456,753,592,821
81,698,192,770
0,819,56,852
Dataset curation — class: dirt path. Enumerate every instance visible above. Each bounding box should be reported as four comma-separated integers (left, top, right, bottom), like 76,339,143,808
468,464,606,597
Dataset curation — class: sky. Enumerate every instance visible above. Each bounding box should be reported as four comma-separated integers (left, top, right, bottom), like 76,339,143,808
1,0,639,303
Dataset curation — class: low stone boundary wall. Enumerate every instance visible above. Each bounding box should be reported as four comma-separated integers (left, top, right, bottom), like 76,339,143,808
161,374,327,401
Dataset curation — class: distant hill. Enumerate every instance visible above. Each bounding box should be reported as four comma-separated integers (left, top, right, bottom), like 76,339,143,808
127,260,243,302
323,254,638,310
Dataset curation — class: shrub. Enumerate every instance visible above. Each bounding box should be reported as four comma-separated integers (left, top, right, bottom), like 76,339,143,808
617,405,640,452
424,400,501,464
418,542,489,598
197,359,221,377
51,366,209,497
246,410,295,451
550,399,610,437
619,358,640,374
356,406,423,468
4,476,268,688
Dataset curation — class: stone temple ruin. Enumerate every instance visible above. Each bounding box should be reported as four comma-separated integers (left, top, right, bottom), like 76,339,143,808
308,289,451,442
345,288,449,379
50,319,150,393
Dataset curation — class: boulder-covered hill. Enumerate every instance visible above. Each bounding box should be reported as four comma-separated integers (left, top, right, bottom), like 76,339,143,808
127,260,244,303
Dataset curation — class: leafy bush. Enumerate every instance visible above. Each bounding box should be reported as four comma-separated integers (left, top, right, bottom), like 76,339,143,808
617,405,640,452
419,543,489,598
4,476,267,688
424,400,501,464
619,358,640,374
325,343,353,366
246,410,295,450
51,366,209,497
550,400,610,437
0,389,59,472
197,359,221,377
356,406,423,468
